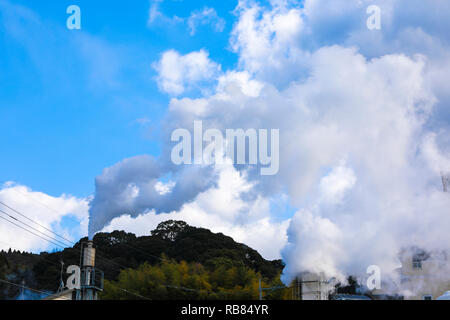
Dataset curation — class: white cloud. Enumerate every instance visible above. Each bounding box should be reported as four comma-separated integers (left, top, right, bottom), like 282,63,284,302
187,7,226,36
230,1,307,85
147,0,183,26
319,161,357,205
0,183,89,252
154,181,176,195
217,71,263,98
153,49,221,95
148,1,225,36
148,0,164,24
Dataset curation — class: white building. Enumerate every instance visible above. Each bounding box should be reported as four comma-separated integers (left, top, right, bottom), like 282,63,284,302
293,272,334,300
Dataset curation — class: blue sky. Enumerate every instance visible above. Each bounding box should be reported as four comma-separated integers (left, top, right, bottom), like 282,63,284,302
0,0,238,197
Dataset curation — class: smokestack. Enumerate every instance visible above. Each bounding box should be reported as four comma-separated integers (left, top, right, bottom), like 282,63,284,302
78,240,103,300
83,240,96,268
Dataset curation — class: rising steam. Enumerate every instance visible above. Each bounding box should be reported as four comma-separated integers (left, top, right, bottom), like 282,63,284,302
88,155,216,238
87,0,450,296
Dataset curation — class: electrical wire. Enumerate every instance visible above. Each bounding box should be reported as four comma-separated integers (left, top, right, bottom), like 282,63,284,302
117,288,152,300
0,200,135,272
0,200,74,245
1,186,171,264
0,198,280,299
0,278,71,300
0,196,168,264
0,239,62,268
0,206,153,300
0,208,144,296
0,215,69,250
0,208,71,248
0,185,176,267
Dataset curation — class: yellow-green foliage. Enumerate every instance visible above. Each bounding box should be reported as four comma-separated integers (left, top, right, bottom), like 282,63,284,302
100,257,289,300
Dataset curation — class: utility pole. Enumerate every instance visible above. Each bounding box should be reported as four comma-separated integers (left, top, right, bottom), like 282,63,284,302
259,278,262,300
259,278,286,300
20,279,25,300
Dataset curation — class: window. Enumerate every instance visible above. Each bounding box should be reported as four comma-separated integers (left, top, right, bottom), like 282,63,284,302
412,249,430,269
423,295,433,300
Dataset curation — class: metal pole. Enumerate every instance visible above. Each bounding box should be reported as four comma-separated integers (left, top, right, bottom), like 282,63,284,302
20,279,25,300
259,278,262,301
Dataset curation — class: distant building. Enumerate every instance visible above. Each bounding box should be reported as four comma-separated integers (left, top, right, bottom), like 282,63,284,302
394,174,450,300
293,272,334,300
43,289,76,301
294,175,450,301
437,291,450,300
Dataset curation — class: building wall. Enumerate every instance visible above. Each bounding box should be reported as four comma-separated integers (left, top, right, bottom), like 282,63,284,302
43,289,74,300
399,250,450,300
299,272,332,300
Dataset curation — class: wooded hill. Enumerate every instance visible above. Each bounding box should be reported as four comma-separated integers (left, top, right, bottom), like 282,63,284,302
0,220,285,300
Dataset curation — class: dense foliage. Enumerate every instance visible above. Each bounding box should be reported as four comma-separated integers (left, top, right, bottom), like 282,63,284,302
0,250,43,299
101,257,289,300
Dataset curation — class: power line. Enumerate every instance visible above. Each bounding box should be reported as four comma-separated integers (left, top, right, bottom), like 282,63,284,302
1,205,134,273
0,208,71,248
0,202,134,275
2,185,172,263
0,239,62,268
0,212,248,300
0,213,238,298
0,198,251,299
117,287,152,300
0,215,68,250
0,278,70,300
0,200,74,246
0,207,127,277
0,191,169,264
0,207,152,300
0,201,128,272
165,284,219,295
0,277,152,301
0,220,151,300
0,184,89,243
0,185,173,264
2,185,91,220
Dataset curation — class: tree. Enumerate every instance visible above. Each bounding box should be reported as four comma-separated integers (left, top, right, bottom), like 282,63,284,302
151,220,188,241
0,253,9,279
100,259,270,300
